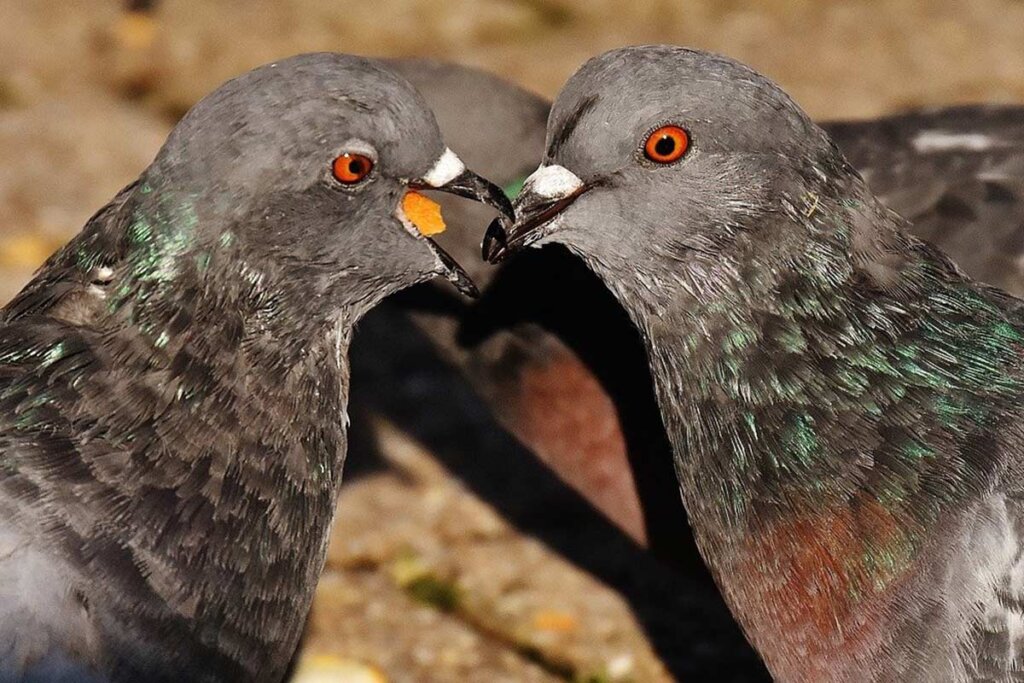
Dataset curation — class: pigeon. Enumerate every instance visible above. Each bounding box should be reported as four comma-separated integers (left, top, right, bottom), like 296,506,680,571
0,52,510,682
386,58,1024,559
829,105,1024,298
485,45,1024,682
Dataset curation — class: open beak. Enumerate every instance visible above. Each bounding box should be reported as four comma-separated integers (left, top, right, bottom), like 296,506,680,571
482,164,588,263
402,148,516,297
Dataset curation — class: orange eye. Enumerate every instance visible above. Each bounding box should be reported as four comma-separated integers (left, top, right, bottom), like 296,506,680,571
644,125,690,164
332,153,374,184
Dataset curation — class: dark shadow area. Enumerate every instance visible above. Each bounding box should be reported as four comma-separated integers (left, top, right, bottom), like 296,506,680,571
350,295,770,680
460,245,710,579
385,245,723,580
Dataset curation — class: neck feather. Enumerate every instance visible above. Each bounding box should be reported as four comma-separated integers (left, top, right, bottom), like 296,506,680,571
592,179,1024,670
4,189,359,677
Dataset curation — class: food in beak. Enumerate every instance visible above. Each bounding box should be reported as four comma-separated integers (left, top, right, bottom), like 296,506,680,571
402,191,447,236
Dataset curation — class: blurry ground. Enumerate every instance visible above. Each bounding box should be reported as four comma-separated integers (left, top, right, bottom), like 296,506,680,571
3,1,1024,680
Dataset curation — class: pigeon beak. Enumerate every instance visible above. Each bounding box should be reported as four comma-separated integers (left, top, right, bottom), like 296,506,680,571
410,148,515,221
394,193,479,298
423,236,480,298
399,148,513,299
482,164,588,263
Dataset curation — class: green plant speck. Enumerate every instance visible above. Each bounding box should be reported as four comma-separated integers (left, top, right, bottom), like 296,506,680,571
404,574,462,612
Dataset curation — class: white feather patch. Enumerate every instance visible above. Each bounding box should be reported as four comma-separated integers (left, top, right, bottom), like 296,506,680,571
422,148,465,188
524,164,584,200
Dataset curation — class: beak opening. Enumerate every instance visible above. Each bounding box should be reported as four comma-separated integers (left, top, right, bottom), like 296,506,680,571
482,184,588,263
402,149,511,298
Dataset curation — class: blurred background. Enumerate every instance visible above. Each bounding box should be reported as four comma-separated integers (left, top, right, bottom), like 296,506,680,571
3,1,1024,681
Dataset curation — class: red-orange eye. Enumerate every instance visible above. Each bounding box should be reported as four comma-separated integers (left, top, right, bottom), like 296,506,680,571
644,125,690,164
332,153,374,184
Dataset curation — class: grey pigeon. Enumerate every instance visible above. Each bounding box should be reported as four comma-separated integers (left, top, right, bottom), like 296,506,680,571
388,59,1024,558
390,60,1024,678
486,45,1024,682
0,52,510,682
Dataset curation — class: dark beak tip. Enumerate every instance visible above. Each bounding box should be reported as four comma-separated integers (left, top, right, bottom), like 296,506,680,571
445,269,480,298
484,183,589,264
445,265,480,298
482,217,509,263
494,192,516,221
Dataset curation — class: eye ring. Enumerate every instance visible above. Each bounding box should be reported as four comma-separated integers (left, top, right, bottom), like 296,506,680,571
332,152,375,184
643,125,691,164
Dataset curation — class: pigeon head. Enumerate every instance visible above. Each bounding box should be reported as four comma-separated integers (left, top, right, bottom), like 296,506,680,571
484,46,847,284
132,53,511,319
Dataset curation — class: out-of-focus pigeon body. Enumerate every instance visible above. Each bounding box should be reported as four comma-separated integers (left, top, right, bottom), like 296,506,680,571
831,105,1024,297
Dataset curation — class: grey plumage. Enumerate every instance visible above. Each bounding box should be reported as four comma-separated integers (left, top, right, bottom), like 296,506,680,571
487,46,1024,682
0,52,508,681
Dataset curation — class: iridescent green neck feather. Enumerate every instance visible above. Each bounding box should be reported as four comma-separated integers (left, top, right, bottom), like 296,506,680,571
604,177,1024,601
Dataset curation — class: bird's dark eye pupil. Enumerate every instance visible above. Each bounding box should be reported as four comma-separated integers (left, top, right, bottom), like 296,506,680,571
349,159,365,175
655,136,676,157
